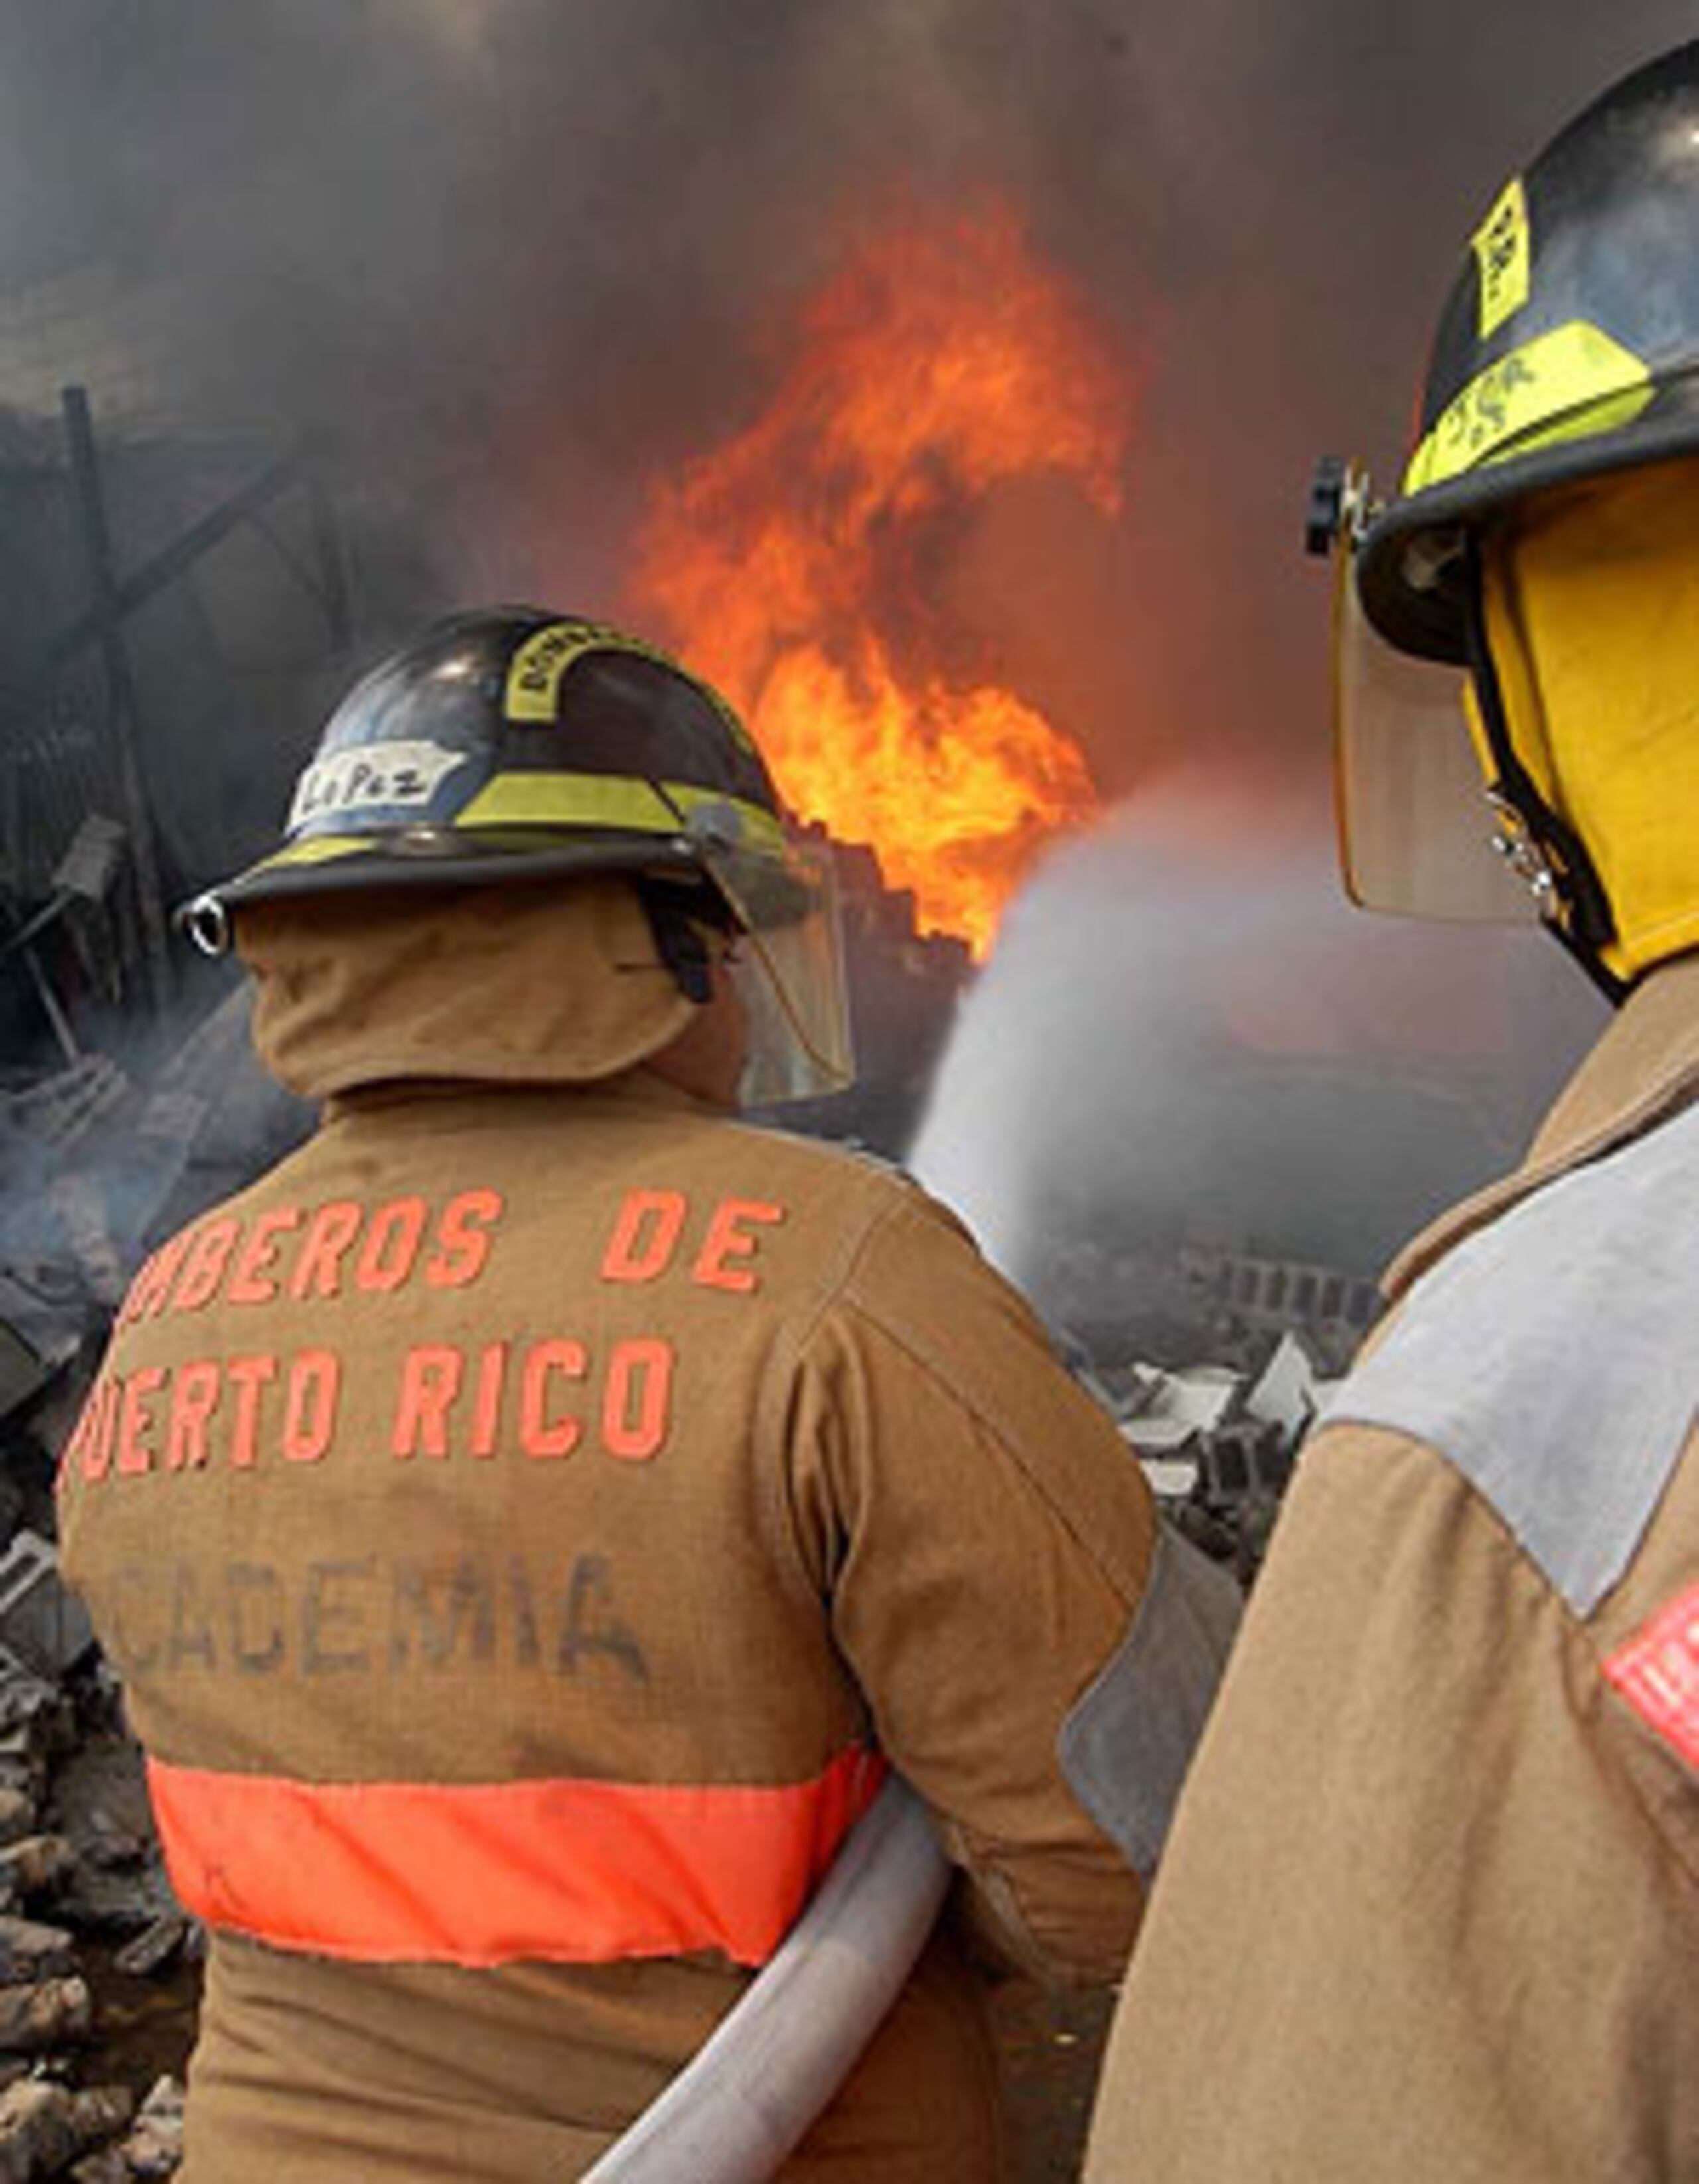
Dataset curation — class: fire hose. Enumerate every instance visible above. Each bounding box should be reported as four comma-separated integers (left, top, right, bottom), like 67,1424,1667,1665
579,1776,950,2183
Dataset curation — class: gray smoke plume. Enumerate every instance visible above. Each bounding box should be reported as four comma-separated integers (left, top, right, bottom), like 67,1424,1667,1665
0,1,1682,1292
909,791,1609,1295
0,0,1688,694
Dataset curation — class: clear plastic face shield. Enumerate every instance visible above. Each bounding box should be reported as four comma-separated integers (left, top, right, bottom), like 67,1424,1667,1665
1321,461,1537,925
686,805,856,1107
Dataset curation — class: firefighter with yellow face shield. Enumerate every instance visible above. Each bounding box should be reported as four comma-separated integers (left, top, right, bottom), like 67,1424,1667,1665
54,607,1240,2183
1086,40,1699,2184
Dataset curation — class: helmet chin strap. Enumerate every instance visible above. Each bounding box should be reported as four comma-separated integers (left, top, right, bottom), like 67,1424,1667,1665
637,886,716,1005
1461,540,1630,1008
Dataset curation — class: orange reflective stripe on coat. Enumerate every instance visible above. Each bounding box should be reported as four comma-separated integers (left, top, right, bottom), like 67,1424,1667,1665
148,1745,886,1968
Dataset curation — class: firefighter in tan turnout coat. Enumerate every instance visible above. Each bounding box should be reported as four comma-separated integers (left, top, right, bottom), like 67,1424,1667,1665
56,609,1240,2181
1086,42,1699,2184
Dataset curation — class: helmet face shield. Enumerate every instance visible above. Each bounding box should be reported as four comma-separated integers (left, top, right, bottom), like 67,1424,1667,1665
703,828,855,1106
1329,491,1536,924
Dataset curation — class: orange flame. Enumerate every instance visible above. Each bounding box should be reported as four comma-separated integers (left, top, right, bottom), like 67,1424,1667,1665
628,205,1132,957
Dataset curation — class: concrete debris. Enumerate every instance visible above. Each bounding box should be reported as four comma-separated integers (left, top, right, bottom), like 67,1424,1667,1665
105,2080,180,2181
0,2078,137,2184
1069,1325,1340,1582
0,1977,90,2055
110,1921,184,1983
1116,1364,1241,1451
0,2080,82,2184
76,2079,180,2184
1244,1330,1328,1437
0,1621,198,2181
0,1925,76,1987
64,2156,126,2184
0,1841,76,1909
0,1541,92,1685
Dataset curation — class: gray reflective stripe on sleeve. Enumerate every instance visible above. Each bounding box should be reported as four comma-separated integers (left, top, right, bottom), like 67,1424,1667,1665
1317,1098,1699,1616
1057,1521,1243,1881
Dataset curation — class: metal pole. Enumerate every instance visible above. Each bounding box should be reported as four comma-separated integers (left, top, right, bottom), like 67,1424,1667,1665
46,445,305,674
60,384,172,1017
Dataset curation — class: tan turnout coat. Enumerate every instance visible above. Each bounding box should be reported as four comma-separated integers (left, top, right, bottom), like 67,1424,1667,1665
58,883,1234,2183
1086,951,1699,2183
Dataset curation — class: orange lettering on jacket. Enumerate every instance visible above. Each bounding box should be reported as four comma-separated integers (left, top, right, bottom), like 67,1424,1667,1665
392,1348,465,1460
226,1208,303,1305
76,1352,343,1482
171,1219,240,1313
166,1363,222,1470
118,1369,167,1474
603,1339,674,1461
692,1200,785,1294
387,1338,674,1464
282,1352,341,1464
127,1190,508,1320
356,1199,428,1294
225,1358,279,1468
601,1190,787,1293
64,1373,121,1483
520,1341,587,1459
425,1190,504,1288
288,1201,364,1300
116,1233,192,1328
601,1190,689,1283
470,1342,506,1458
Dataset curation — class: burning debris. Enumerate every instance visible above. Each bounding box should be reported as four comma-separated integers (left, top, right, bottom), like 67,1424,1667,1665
631,204,1131,958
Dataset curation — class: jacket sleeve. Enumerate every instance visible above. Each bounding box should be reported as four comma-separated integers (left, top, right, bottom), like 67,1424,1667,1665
767,1186,1240,1983
1084,1421,1699,2183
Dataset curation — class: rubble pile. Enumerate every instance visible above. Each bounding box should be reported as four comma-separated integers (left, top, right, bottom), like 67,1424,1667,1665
0,1013,248,2181
1080,1328,1341,1581
0,1526,191,2182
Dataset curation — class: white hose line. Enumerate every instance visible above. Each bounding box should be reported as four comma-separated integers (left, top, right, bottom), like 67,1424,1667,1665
579,1776,950,2183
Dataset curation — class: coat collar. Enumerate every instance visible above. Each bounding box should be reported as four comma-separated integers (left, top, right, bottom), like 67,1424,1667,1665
1382,952,1699,1302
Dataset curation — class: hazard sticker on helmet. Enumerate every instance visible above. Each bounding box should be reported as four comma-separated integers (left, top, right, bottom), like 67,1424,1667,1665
288,741,471,830
505,622,607,724
1471,175,1530,339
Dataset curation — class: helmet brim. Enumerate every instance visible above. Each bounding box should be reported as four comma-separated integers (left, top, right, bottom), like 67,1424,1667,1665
198,826,710,915
1359,391,1699,663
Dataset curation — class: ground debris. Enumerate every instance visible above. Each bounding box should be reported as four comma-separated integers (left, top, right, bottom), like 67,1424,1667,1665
107,1928,180,1987
105,2078,179,2181
0,2074,133,2184
0,1980,90,2057
0,1928,75,1988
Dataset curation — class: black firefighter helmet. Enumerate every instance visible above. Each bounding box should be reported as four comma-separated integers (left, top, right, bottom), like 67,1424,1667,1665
1308,40,1699,987
185,607,855,1101
199,607,788,910
1352,39,1699,663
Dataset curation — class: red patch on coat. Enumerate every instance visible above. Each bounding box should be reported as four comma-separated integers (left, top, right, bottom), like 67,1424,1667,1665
1605,1583,1699,1770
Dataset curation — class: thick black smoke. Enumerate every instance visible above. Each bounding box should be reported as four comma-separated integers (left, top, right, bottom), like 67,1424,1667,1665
0,0,1688,759
0,1,1682,1286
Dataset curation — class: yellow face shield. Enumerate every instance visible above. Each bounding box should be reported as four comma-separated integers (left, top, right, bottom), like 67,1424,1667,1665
1330,455,1699,983
1330,526,1536,923
696,823,856,1108
1478,458,1699,983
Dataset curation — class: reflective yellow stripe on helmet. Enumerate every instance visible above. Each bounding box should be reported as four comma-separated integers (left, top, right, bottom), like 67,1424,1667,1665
263,836,384,870
504,619,761,757
1404,321,1653,493
454,773,785,848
